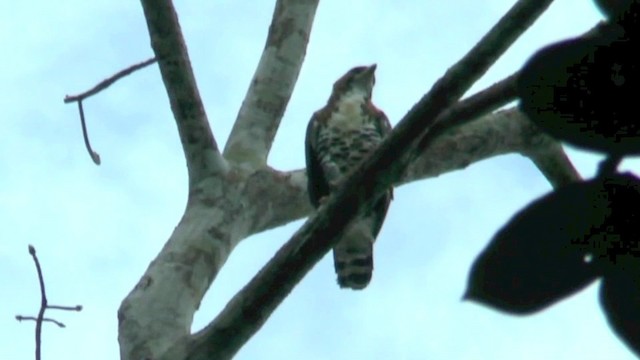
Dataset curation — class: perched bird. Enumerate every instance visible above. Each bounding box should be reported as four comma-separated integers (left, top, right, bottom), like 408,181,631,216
305,64,393,290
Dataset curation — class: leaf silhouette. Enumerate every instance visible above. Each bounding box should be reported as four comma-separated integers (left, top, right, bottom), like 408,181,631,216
517,24,640,155
594,0,636,19
465,179,612,314
598,173,640,269
600,259,640,357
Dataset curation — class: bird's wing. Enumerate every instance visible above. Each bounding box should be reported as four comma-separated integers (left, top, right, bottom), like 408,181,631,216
305,110,331,208
366,104,394,237
369,103,392,137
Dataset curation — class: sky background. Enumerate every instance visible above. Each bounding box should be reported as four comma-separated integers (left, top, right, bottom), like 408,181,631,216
2,0,639,359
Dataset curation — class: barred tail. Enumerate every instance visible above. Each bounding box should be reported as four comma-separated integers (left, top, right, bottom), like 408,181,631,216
333,221,375,290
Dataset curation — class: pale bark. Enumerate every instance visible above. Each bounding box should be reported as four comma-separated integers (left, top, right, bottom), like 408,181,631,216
119,1,231,358
117,0,582,359
140,0,227,186
223,0,320,170
119,0,319,358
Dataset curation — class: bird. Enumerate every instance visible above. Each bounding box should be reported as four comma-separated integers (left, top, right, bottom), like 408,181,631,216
305,64,393,290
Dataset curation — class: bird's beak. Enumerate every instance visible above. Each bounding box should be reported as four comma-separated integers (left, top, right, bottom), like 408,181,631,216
350,64,377,90
355,64,376,83
365,64,377,76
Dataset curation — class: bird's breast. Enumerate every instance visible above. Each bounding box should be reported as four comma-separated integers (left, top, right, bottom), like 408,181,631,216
317,112,382,175
327,100,365,130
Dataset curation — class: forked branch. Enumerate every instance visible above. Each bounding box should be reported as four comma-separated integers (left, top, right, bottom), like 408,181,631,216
64,57,157,103
410,73,581,188
64,57,157,165
16,245,82,360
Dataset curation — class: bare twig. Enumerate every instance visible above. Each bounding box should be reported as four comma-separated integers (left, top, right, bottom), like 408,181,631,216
64,57,157,165
186,1,555,359
31,245,46,360
16,245,83,360
77,101,101,165
47,304,83,311
223,0,320,169
64,57,157,103
141,0,226,186
16,316,67,328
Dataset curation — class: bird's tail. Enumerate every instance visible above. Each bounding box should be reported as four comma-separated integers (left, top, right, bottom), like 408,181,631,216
333,221,375,290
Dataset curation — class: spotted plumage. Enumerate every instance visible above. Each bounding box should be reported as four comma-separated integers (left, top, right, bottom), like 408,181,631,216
305,64,393,290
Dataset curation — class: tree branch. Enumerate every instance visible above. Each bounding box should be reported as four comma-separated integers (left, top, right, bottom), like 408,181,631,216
140,0,227,186
31,245,46,360
223,0,320,170
185,1,556,358
76,101,102,165
64,58,157,165
64,57,157,103
18,245,82,360
516,124,583,188
16,316,67,328
253,112,581,232
407,72,581,188
248,88,580,234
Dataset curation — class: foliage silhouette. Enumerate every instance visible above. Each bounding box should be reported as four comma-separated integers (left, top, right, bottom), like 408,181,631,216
518,22,639,156
465,178,607,314
468,1,640,356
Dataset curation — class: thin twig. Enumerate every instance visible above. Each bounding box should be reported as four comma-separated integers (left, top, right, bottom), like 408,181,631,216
17,245,83,360
64,57,157,103
47,304,83,311
16,316,67,328
30,245,46,360
63,57,156,165
78,101,101,165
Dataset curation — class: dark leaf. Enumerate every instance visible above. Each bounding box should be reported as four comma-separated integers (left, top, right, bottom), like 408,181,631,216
465,179,612,314
599,173,640,271
598,173,640,356
600,259,640,357
595,0,640,40
517,25,640,155
594,0,637,19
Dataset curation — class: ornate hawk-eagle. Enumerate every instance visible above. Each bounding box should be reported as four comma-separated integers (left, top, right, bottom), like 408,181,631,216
305,64,393,290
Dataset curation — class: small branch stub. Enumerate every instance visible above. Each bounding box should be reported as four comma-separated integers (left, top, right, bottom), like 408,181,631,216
17,245,83,360
64,57,157,165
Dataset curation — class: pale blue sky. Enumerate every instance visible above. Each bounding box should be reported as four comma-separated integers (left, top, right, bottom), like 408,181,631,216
1,1,638,359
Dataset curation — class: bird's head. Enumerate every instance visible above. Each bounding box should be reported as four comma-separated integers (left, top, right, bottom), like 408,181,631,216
331,64,377,101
